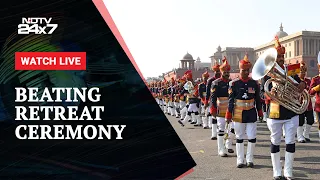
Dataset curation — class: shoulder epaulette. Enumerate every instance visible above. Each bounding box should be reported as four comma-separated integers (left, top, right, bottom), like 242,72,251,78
229,78,240,86
312,75,319,79
212,78,222,86
208,77,215,82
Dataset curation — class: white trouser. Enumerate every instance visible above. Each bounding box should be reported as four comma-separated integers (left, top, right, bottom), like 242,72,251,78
187,103,199,113
267,116,299,145
216,117,234,150
168,101,175,116
180,101,187,120
211,117,217,138
174,102,180,116
201,104,205,115
202,106,209,127
159,99,164,111
234,122,257,140
234,122,257,165
167,102,171,113
181,103,201,125
208,116,212,128
267,115,299,178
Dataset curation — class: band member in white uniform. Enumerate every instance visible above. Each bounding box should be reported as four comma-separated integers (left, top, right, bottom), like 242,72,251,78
226,53,263,168
296,61,314,143
178,70,201,127
210,57,235,157
199,71,210,128
178,76,188,121
261,36,306,180
205,61,222,140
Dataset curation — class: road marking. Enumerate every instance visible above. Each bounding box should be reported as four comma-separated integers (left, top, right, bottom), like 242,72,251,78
190,150,205,154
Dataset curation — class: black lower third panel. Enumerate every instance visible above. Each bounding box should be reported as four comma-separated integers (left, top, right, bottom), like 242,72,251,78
0,0,196,179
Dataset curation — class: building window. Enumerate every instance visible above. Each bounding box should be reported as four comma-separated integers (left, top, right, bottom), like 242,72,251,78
285,52,287,58
289,43,291,46
310,60,315,67
289,51,291,57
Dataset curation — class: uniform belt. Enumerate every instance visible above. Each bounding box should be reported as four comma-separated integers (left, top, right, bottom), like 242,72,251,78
234,99,255,109
217,97,228,104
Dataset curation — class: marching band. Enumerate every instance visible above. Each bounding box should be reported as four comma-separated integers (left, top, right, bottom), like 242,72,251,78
148,36,320,180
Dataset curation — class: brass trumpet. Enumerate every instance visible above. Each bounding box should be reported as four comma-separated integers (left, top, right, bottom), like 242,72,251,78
251,48,310,114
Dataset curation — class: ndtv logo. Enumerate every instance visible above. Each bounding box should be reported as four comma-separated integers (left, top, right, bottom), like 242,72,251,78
22,17,52,24
18,17,58,35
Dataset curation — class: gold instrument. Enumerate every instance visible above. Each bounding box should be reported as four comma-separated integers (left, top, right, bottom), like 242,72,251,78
251,48,310,114
224,122,230,140
183,81,195,94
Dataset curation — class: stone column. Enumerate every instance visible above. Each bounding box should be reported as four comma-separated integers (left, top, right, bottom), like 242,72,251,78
294,40,298,56
300,39,303,56
313,39,317,55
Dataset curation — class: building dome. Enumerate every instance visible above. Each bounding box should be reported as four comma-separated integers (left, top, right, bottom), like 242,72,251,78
182,52,194,60
275,23,288,39
217,45,221,52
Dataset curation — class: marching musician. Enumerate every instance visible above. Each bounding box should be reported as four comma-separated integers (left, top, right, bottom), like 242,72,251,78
179,76,188,121
162,80,169,114
168,77,176,116
258,79,268,122
225,53,263,168
199,71,210,129
178,70,201,127
309,60,320,142
205,61,222,140
150,82,157,104
157,81,164,112
210,57,235,157
261,36,306,180
297,61,314,143
173,78,181,118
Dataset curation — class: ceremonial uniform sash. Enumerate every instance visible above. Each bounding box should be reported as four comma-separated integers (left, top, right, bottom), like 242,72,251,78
269,100,280,119
217,97,228,117
165,97,169,103
202,92,207,98
233,99,255,122
187,94,196,99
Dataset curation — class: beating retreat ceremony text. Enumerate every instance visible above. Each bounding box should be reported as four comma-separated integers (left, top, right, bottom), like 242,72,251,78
14,87,126,140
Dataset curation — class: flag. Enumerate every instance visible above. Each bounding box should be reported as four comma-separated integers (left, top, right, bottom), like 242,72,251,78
287,63,300,76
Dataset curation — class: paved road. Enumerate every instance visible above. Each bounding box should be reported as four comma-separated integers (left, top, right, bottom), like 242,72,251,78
166,115,320,180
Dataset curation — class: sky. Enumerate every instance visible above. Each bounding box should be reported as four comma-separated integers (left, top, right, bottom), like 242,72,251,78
103,0,320,78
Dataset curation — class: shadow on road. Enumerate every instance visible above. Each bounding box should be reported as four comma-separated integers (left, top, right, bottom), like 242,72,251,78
296,145,320,150
295,156,320,163
294,166,320,176
252,164,273,169
255,155,271,160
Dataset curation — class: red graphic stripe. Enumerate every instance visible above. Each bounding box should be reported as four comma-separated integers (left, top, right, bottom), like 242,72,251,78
175,168,194,180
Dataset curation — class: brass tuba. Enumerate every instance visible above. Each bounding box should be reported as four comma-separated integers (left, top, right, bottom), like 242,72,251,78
183,81,195,94
251,48,310,114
